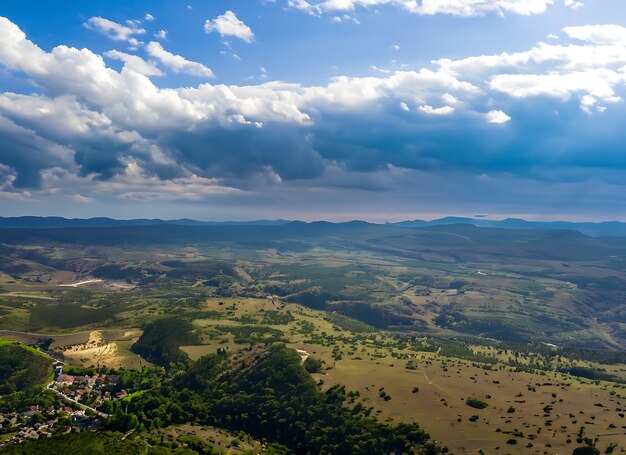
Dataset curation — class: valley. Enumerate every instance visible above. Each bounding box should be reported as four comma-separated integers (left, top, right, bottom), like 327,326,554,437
0,222,624,453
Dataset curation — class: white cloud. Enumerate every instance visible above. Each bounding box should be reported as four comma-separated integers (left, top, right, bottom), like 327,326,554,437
434,24,626,111
441,93,460,105
41,164,241,202
489,71,625,103
0,15,491,197
104,50,163,76
71,193,95,203
127,38,143,50
485,109,511,124
154,30,168,40
145,13,155,22
418,104,454,115
580,93,596,113
370,65,393,74
204,11,254,43
564,0,584,9
145,41,214,78
287,0,565,17
416,0,555,16
563,24,626,45
329,14,360,24
84,16,145,42
220,50,242,61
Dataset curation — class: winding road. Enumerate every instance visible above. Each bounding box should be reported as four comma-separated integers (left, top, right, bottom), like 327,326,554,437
46,383,109,418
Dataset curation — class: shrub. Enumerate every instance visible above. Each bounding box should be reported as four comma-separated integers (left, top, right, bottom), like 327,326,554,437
303,357,323,374
466,398,488,409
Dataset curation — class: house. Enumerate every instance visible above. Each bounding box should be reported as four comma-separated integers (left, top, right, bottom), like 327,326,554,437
56,374,75,385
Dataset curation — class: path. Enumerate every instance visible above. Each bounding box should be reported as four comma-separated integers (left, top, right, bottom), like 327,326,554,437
58,279,103,287
421,368,454,398
295,349,309,364
46,383,109,418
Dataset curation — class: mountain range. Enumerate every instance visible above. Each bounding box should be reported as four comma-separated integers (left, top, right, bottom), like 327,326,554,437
2,216,626,237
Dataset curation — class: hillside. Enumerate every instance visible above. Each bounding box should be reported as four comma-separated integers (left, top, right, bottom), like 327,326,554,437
0,338,53,395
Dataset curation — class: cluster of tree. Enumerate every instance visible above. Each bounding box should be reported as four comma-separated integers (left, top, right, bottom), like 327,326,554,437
131,317,199,369
110,344,436,454
1,431,148,454
0,389,59,413
303,357,323,373
325,313,376,333
562,366,624,384
213,325,285,344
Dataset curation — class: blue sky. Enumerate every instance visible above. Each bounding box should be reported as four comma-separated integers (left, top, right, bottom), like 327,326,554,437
1,0,626,221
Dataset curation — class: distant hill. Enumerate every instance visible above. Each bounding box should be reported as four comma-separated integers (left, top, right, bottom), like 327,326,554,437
2,215,626,237
390,217,626,237
0,216,290,229
0,221,624,264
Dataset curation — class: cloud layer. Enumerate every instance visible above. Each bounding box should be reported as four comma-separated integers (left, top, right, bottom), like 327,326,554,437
2,15,626,219
288,0,580,17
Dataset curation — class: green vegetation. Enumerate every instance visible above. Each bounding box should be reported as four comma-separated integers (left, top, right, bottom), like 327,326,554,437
120,345,433,454
303,356,323,373
0,338,52,395
131,317,199,369
29,303,116,330
572,447,600,455
326,313,376,333
0,223,625,453
1,223,626,349
564,366,624,384
0,388,59,413
465,398,488,410
1,431,148,454
213,325,285,344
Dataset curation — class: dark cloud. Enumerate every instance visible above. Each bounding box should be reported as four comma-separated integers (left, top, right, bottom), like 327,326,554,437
159,123,325,182
0,115,71,188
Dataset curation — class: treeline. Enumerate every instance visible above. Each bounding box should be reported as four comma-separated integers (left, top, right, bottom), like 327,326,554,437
562,366,624,384
111,344,436,454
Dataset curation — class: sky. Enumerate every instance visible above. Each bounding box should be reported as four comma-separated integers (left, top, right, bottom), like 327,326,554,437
1,0,626,222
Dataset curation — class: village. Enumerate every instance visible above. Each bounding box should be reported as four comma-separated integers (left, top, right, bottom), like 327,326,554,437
0,363,128,448
51,362,128,409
